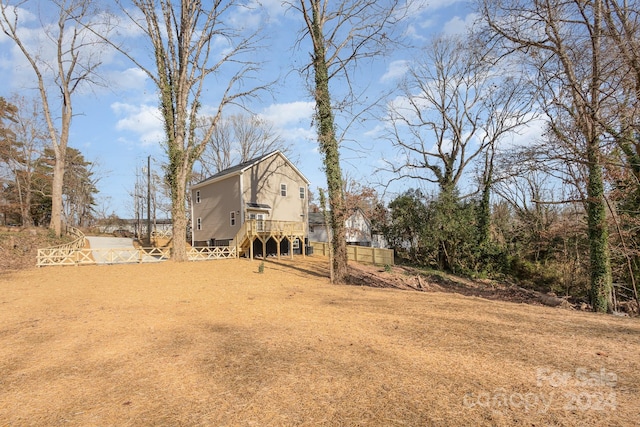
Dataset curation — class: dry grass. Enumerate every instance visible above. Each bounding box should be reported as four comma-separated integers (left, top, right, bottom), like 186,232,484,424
0,257,638,426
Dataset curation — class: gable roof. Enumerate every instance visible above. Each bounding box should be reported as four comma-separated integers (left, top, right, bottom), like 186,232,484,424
192,150,310,189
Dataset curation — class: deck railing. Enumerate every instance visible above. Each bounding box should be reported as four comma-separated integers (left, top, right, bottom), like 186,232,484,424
244,219,305,236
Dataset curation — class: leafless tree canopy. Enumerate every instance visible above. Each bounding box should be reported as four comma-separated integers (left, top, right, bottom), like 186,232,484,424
287,0,406,283
0,0,105,236
197,113,287,176
107,0,267,260
384,33,532,194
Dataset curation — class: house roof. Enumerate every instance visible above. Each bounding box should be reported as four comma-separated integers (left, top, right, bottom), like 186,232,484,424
246,202,271,210
309,211,327,225
192,150,310,189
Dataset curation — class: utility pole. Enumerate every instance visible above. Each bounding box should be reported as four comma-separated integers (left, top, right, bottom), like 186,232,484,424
147,155,152,245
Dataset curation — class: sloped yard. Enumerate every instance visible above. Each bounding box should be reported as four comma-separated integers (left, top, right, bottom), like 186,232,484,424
0,257,638,426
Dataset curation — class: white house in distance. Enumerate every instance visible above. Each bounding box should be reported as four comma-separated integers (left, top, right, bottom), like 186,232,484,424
308,207,387,248
190,150,310,258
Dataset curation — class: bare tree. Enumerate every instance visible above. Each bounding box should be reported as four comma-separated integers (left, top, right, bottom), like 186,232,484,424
197,113,287,176
287,0,404,283
481,0,616,312
0,0,104,236
107,0,266,261
385,33,532,198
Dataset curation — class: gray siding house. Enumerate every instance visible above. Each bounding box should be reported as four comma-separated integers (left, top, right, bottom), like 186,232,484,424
191,151,310,258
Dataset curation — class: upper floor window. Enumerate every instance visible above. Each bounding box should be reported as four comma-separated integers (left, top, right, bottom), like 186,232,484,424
196,217,202,230
230,211,236,226
281,183,287,197
195,190,201,203
299,187,305,199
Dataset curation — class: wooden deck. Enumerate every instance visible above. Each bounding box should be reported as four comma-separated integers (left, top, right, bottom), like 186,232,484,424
233,220,306,260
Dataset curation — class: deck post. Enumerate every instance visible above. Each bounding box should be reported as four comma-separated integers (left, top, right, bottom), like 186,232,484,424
290,236,294,260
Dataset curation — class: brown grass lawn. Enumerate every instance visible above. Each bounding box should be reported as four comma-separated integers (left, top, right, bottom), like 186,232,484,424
0,257,638,426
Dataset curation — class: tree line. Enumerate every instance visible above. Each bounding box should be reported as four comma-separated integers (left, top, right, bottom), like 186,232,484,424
0,96,97,228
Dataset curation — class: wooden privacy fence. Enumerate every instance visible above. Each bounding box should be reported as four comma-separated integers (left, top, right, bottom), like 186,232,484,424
310,241,394,266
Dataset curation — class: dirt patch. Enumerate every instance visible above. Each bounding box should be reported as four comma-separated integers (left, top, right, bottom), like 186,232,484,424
347,262,633,313
0,227,74,273
0,257,638,426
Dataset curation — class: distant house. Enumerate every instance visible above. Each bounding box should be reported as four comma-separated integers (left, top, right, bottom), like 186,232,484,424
95,218,172,238
190,151,310,259
308,207,387,248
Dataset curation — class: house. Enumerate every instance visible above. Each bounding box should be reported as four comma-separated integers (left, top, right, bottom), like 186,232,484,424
190,151,310,259
308,207,387,248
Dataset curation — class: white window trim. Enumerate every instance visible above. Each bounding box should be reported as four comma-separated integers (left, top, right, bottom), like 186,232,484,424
280,183,287,197
196,217,202,230
299,187,305,199
195,190,201,203
230,211,236,226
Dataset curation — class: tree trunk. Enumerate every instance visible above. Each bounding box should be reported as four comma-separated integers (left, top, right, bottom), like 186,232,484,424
587,0,613,313
311,9,348,284
169,155,190,262
50,147,66,237
586,139,613,312
171,194,188,262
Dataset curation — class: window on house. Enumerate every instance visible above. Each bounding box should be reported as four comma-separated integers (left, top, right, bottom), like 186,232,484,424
196,217,202,230
195,190,201,203
299,187,305,199
230,211,236,226
292,239,300,250
281,183,287,196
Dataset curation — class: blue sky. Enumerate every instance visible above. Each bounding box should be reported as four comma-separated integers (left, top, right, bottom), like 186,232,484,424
0,0,483,218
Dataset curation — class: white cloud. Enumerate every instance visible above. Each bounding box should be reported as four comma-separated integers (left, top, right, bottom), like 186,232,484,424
442,13,480,35
229,4,263,30
111,102,164,147
106,67,148,91
256,0,289,19
407,0,463,13
259,101,315,128
501,115,546,149
380,60,411,83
